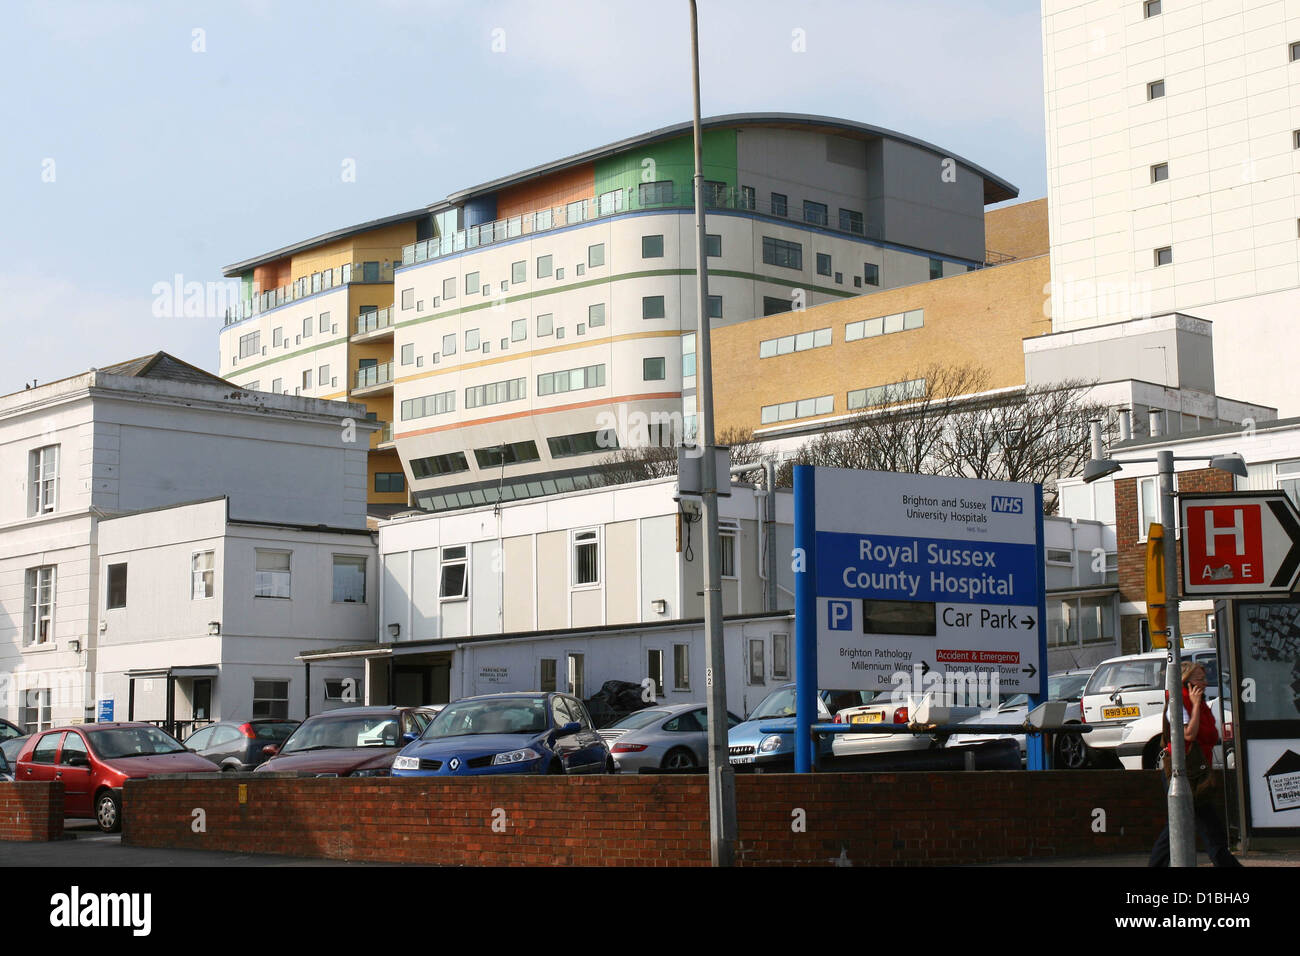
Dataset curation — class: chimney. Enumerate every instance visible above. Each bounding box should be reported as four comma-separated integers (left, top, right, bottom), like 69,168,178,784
1118,408,1132,441
1148,409,1163,437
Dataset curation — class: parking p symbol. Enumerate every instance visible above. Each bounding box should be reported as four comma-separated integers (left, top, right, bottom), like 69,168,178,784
828,600,853,631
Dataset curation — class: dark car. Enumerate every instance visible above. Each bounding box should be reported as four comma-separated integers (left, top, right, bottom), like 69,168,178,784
1,733,29,769
14,723,219,832
0,718,22,744
253,706,437,777
0,747,13,783
183,719,299,772
392,692,612,776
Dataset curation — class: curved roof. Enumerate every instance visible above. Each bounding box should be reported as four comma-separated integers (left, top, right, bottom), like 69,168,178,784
439,112,1018,207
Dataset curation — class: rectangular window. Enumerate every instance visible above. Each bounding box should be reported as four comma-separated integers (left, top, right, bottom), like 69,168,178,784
106,563,127,609
536,255,552,278
1144,0,1161,16
839,208,864,234
473,440,540,468
597,188,624,216
673,644,690,689
770,192,787,217
302,368,313,390
642,234,664,258
400,288,415,310
847,378,926,410
643,357,666,381
410,451,469,478
1148,79,1165,99
442,276,456,300
272,327,283,348
803,200,828,226
271,377,283,394
647,649,664,698
547,429,618,458
400,343,415,366
255,550,291,599
638,181,674,206
567,653,585,699
465,377,526,409
929,257,944,280
375,472,406,493
762,236,803,270
681,332,696,378
401,390,456,421
772,633,790,679
864,262,880,286
512,260,526,285
319,312,331,333
332,555,367,603
588,244,605,268
573,530,599,586
465,328,480,351
318,365,330,389
1151,162,1169,182
1291,40,1300,61
758,328,832,358
465,271,479,294
642,295,665,319
760,395,834,423
720,524,736,577
510,317,527,342
763,295,794,316
705,233,721,258
816,253,832,276
739,185,756,210
536,313,554,336
703,181,727,207
20,688,52,734
302,317,313,339
748,638,765,684
29,445,58,515
239,331,260,359
588,303,605,328
540,659,557,693
192,551,214,600
25,566,55,646
440,546,468,599
1154,246,1173,266
1138,476,1159,538
440,332,457,357
707,294,722,319
252,680,289,720
537,364,605,397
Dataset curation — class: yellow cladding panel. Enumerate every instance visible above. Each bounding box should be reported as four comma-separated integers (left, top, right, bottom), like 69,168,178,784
368,448,408,505
984,198,1049,261
289,222,418,282
712,255,1052,434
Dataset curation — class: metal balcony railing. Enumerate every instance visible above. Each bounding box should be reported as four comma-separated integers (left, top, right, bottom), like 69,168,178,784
355,307,395,335
354,362,393,390
223,260,396,327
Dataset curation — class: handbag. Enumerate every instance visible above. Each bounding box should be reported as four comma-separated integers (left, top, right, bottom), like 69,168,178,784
1161,716,1216,804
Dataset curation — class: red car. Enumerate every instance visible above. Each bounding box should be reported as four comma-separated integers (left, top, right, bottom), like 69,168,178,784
14,722,219,832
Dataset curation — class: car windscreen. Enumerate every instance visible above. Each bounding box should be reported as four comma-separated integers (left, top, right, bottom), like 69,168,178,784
749,687,796,719
0,723,20,742
279,716,401,753
1086,660,1162,695
422,698,549,738
88,727,187,759
608,709,672,731
1049,673,1091,701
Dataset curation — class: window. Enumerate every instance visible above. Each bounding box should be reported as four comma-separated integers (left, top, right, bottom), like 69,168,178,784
440,546,468,599
239,331,260,359
772,633,790,679
442,276,456,300
24,566,55,646
473,440,540,468
29,445,58,515
642,295,665,319
21,690,52,734
816,253,832,276
511,260,526,285
839,208,864,234
537,364,605,396
548,429,618,458
1148,79,1165,99
705,233,721,257
573,530,599,586
332,555,367,603
1292,40,1300,62
536,255,552,278
302,368,313,390
410,451,469,478
1137,476,1159,538
465,328,480,351
575,263,585,277
748,638,765,684
1151,162,1169,183
536,313,553,336
511,318,527,342
567,654,585,698
588,244,605,268
191,551,215,599
271,377,283,394
646,649,664,698
706,294,722,319
465,271,479,294
319,312,331,333
465,377,526,409
642,234,664,258
702,181,728,207
673,644,690,689
318,364,330,388
643,357,666,381
803,200,828,226
436,333,455,358
739,185,756,210
639,181,674,205
848,378,927,410
106,563,127,609
1154,246,1173,266
555,267,565,280
597,188,624,216
252,680,289,719
864,262,880,286
255,550,291,599
681,332,696,378
375,472,405,493
540,659,557,693
272,327,283,348
929,257,944,280
720,523,737,577
400,343,415,366
401,390,455,420
846,310,923,340
760,395,834,423
302,317,313,339
1294,130,1300,150
588,303,606,328
1144,0,1161,16
762,236,803,270
758,328,832,358
770,192,787,217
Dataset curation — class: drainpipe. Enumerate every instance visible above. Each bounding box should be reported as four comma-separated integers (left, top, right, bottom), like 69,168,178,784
729,460,778,613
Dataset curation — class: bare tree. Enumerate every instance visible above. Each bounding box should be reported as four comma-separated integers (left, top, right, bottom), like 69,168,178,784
591,424,770,487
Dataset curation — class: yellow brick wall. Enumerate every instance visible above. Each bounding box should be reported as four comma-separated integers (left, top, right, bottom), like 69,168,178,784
984,198,1049,261
712,255,1052,433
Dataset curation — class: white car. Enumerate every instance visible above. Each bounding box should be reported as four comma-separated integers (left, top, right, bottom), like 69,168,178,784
944,695,1030,763
831,691,984,758
1116,697,1233,770
1080,648,1225,768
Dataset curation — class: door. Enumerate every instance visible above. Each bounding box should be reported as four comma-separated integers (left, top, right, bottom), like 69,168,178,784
20,731,62,782
394,667,430,706
192,679,212,722
57,731,93,816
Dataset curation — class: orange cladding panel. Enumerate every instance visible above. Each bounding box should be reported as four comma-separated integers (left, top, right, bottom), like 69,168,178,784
496,163,595,220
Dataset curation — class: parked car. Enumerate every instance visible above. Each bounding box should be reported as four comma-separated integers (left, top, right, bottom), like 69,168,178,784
254,706,437,777
392,692,612,776
0,748,13,783
829,689,966,758
0,718,22,744
1079,648,1225,768
13,723,219,832
1117,696,1233,770
727,685,877,771
183,719,300,772
599,703,742,772
1,734,30,769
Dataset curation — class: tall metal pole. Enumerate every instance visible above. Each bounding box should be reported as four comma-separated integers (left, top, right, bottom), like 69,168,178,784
1158,449,1195,866
688,0,737,867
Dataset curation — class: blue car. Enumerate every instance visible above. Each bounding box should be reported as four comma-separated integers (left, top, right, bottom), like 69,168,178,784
392,692,613,776
728,685,875,771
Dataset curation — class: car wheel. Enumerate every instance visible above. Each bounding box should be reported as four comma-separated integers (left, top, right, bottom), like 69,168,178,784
95,791,121,834
221,764,239,773
1141,737,1164,770
1053,728,1090,770
661,747,698,770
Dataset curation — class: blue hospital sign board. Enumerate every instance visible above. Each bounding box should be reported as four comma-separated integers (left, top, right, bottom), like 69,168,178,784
796,467,1047,696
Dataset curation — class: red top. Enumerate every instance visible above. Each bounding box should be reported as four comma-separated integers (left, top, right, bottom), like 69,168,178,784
1166,686,1219,763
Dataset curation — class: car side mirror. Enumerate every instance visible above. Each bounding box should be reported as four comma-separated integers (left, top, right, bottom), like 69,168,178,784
262,744,279,757
558,721,581,735
402,732,419,743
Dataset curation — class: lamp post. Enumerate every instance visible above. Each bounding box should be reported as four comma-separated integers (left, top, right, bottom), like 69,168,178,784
1082,424,1246,867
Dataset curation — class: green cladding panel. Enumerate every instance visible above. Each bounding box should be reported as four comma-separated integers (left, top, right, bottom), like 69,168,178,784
593,129,737,210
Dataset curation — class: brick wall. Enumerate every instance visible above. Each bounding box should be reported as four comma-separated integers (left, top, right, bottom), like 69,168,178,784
0,783,64,842
123,771,1164,866
984,198,1049,260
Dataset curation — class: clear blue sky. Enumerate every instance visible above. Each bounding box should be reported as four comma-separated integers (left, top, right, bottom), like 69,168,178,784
0,0,1046,392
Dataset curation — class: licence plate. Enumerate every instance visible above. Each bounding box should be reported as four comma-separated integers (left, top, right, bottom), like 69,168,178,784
1102,706,1141,719
851,713,884,724
730,755,755,764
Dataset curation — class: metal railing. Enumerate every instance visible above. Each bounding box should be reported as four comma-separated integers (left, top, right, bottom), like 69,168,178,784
145,718,212,742
354,362,393,390
223,260,396,327
374,421,394,444
401,188,887,267
355,306,395,336
984,248,1017,266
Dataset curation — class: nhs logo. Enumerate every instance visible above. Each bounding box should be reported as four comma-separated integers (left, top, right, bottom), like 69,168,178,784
991,496,1024,514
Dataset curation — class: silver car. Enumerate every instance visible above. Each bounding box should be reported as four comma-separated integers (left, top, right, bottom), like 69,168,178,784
599,703,741,773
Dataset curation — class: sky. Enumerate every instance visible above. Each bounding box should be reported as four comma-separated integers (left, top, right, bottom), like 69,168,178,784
0,0,1046,392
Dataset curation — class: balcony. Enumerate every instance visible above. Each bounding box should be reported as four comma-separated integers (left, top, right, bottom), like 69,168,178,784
223,260,396,327
370,421,395,448
400,188,885,268
353,361,394,395
353,306,396,340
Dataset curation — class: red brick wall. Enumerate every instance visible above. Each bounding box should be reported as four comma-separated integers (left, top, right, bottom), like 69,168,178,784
123,772,1165,866
0,783,64,842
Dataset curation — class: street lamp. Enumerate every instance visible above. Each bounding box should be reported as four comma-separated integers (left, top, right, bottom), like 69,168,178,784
1082,422,1246,867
